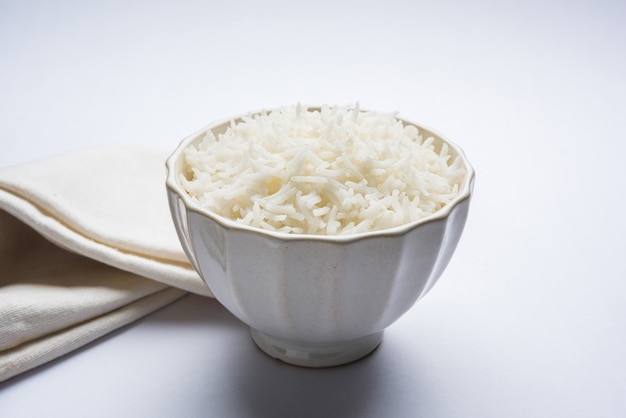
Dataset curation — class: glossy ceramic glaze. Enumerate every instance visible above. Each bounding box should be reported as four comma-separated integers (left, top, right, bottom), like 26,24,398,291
166,108,475,367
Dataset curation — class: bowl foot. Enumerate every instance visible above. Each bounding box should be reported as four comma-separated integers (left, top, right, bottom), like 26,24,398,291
249,329,383,368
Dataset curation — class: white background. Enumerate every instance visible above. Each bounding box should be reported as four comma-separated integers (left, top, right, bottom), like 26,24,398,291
1,0,625,416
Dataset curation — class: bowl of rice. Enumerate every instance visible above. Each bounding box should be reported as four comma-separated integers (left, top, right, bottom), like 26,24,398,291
166,104,475,367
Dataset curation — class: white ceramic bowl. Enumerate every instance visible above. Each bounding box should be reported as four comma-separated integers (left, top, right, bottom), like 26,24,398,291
166,109,475,367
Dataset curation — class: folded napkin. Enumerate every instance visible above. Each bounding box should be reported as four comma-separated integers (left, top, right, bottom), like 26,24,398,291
0,147,212,382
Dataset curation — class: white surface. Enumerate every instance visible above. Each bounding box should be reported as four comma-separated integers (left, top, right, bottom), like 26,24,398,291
1,0,625,417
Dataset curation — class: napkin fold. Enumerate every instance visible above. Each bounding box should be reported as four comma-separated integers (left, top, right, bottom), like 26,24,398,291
0,147,212,382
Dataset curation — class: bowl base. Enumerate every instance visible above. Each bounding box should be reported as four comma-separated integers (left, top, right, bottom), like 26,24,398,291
249,329,383,368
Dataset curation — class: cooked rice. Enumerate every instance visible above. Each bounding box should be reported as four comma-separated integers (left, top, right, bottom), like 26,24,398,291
181,104,466,235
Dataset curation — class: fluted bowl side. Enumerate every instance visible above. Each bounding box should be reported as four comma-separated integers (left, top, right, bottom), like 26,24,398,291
166,108,474,365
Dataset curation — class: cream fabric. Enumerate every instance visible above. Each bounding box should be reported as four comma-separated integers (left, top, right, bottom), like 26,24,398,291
0,147,212,382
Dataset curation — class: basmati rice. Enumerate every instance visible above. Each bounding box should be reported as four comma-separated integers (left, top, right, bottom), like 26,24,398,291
181,104,466,235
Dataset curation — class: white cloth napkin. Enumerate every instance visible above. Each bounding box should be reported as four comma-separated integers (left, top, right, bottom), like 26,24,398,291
0,147,212,382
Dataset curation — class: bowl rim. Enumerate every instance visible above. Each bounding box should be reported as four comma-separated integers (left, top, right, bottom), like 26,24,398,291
166,106,475,243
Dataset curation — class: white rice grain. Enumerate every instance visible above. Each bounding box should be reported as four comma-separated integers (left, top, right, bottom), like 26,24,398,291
181,104,466,235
